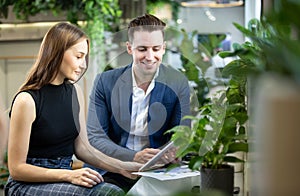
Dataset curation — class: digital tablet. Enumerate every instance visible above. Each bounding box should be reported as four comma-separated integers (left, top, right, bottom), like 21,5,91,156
139,141,175,172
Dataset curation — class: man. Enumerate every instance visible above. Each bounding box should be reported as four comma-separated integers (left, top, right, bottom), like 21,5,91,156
86,14,190,191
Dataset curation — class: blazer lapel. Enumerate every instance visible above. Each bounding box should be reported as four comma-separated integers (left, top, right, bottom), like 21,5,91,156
111,66,132,133
148,65,167,135
150,64,167,105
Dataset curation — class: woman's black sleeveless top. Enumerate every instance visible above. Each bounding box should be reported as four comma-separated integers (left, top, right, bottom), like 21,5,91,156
25,82,80,158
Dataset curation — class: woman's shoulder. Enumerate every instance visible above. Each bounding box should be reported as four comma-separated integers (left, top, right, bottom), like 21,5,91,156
14,92,35,106
11,92,35,114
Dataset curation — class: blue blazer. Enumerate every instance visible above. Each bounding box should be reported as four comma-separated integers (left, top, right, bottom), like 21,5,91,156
86,64,190,162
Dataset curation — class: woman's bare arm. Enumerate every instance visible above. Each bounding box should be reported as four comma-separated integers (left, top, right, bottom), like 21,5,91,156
8,92,102,187
73,84,141,178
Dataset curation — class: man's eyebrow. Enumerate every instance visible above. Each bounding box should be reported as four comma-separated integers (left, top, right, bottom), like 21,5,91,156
135,45,163,48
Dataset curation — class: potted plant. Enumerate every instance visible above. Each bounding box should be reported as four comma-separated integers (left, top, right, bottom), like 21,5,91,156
165,25,248,196
168,75,248,195
169,0,300,195
218,1,300,195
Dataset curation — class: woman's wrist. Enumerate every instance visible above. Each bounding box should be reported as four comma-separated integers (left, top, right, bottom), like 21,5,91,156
60,169,72,182
115,160,125,174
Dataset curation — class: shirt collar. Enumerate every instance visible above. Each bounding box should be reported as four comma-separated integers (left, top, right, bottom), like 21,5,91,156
132,66,160,88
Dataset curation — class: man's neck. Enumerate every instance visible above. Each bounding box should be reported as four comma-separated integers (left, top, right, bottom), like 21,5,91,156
135,74,152,92
138,81,151,92
133,70,154,92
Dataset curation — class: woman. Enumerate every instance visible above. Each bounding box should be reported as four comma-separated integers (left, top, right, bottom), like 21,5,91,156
5,22,141,196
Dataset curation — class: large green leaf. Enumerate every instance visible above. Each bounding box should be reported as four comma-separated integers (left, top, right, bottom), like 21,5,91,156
168,125,194,157
222,117,237,136
233,22,255,38
227,142,248,153
222,59,257,80
223,156,245,163
189,156,203,171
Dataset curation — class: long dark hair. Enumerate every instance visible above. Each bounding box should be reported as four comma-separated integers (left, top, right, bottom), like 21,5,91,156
20,22,89,91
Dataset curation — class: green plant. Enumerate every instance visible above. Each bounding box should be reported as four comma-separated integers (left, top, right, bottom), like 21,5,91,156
165,27,227,107
168,80,249,171
168,79,248,170
0,165,9,188
0,0,122,63
164,26,249,169
164,12,249,173
0,152,8,188
146,0,180,22
165,27,249,171
168,0,300,171
219,0,300,83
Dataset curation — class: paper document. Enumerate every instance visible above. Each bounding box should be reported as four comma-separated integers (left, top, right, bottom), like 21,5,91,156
133,165,200,181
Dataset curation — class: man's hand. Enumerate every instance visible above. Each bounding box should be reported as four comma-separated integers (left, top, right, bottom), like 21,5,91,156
159,147,177,164
133,148,160,163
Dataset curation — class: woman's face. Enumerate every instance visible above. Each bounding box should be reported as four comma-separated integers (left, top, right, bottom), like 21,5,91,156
57,39,88,83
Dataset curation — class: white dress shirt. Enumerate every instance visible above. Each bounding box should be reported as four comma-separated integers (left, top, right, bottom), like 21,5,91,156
126,68,159,151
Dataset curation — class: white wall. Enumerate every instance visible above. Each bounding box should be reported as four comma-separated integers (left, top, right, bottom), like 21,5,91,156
0,41,41,110
178,6,245,45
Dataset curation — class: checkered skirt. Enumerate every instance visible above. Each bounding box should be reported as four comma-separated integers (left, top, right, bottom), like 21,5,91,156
4,156,124,196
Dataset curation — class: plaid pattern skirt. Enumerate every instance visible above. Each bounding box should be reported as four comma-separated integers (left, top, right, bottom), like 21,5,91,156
4,156,124,196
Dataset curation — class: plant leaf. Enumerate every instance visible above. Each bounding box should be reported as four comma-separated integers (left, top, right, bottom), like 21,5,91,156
223,156,245,163
227,142,248,153
189,156,203,171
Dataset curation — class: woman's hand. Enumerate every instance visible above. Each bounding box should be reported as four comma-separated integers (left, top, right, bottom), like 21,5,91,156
119,161,143,179
67,168,103,187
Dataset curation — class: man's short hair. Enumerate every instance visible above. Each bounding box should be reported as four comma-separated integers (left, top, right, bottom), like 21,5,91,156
127,14,166,43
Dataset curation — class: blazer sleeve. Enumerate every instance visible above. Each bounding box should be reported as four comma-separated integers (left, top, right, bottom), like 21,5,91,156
163,65,191,128
86,74,136,161
177,75,191,127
